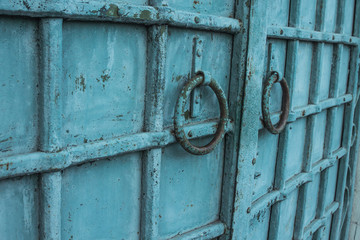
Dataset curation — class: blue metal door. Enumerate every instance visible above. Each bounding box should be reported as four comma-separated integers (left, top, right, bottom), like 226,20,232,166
0,0,359,240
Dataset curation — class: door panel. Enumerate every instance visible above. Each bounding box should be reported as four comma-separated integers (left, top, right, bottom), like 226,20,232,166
0,0,359,240
61,22,147,147
61,153,142,240
159,138,224,238
0,17,39,158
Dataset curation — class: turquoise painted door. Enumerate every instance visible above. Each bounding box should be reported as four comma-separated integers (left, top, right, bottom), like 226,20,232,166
0,1,359,240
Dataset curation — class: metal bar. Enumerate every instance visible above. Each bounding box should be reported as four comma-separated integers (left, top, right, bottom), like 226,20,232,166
168,221,226,240
251,191,282,219
231,0,268,239
39,172,62,240
312,148,347,174
303,201,339,239
0,2,241,34
315,43,344,240
269,2,303,238
293,2,327,234
219,0,250,239
330,46,360,240
38,18,63,240
341,2,360,239
328,2,360,236
140,20,168,239
0,120,233,180
267,26,360,46
190,36,203,118
250,148,346,218
258,94,353,129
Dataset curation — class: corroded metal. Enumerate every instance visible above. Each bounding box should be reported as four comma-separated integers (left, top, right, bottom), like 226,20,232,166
267,26,360,46
0,1,241,34
0,120,234,180
174,72,229,155
261,71,290,134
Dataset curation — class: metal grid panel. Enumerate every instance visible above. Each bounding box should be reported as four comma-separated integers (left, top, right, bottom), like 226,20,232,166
246,0,360,240
0,1,247,239
0,0,359,239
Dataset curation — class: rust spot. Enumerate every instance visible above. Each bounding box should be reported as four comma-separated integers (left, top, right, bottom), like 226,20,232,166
184,110,190,120
0,162,13,170
106,4,119,17
75,74,86,92
96,70,110,89
194,16,200,23
140,10,152,20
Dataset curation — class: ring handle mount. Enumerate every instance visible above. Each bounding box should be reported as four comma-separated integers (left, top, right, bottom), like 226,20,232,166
174,72,229,155
262,71,290,134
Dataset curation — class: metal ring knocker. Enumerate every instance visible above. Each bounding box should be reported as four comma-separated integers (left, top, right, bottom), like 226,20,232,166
174,71,229,155
262,71,290,134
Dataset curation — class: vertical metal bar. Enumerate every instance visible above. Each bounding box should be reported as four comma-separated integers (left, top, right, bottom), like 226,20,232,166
38,18,63,240
219,0,250,239
314,43,343,240
330,46,360,240
231,0,268,239
140,0,167,236
190,37,203,118
294,1,326,239
268,1,300,239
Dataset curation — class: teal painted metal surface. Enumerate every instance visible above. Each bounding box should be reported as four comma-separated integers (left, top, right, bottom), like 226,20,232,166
0,1,360,240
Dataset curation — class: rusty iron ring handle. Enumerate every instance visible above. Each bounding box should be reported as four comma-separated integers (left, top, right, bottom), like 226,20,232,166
174,71,229,155
262,71,290,134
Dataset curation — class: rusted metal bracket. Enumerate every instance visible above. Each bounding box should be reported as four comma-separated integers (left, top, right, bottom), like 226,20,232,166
190,36,203,118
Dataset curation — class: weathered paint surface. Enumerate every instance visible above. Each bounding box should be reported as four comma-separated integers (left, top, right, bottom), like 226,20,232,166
0,0,360,240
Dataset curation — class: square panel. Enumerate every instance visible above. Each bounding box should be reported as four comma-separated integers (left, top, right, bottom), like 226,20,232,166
270,190,299,239
61,22,147,147
0,17,39,157
159,138,224,238
61,153,142,240
266,0,290,27
253,129,278,201
0,175,39,240
284,118,307,181
291,42,313,109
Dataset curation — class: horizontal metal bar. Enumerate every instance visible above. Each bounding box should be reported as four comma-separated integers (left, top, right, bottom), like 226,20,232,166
0,120,233,180
0,1,241,34
312,147,347,174
168,221,226,240
259,94,352,130
283,172,313,195
250,148,346,218
251,191,282,218
267,26,360,46
302,201,339,239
